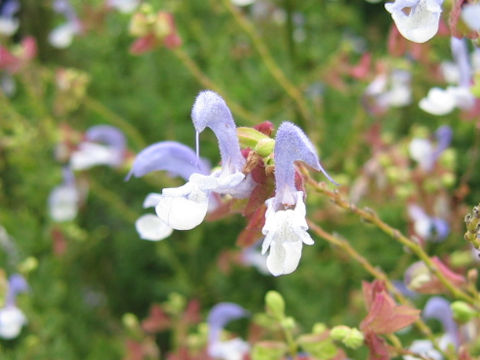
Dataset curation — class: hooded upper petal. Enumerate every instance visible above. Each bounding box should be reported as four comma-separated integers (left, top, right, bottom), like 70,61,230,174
273,122,336,207
191,90,245,175
385,0,443,43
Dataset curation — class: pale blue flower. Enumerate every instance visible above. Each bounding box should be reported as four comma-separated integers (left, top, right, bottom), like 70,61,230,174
0,274,28,340
49,0,81,49
261,122,336,276
128,141,210,240
207,303,249,360
70,125,126,170
48,167,80,222
408,204,449,242
151,91,253,231
0,0,20,36
408,125,452,172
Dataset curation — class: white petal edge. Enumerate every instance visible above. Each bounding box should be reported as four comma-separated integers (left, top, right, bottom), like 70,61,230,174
135,214,173,241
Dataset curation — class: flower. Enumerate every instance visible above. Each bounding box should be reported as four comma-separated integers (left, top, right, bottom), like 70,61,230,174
403,297,458,360
408,204,449,242
420,38,474,115
107,0,139,13
0,274,28,340
128,141,210,240
261,122,336,276
148,91,252,231
48,0,82,49
48,167,80,222
462,4,480,32
385,0,443,43
408,125,452,172
207,303,249,360
0,0,19,36
70,125,126,170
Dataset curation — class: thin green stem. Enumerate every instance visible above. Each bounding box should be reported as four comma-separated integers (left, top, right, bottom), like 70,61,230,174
303,169,478,306
221,0,314,127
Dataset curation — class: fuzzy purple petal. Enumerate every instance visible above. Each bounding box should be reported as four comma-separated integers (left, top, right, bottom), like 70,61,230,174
423,296,458,347
207,302,248,343
6,274,28,306
450,37,471,88
1,0,20,17
274,122,336,206
191,91,245,174
86,125,126,152
431,218,449,241
126,141,210,180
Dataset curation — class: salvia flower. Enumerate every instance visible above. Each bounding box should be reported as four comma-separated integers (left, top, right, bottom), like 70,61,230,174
106,0,139,14
151,91,252,231
49,0,82,49
261,122,336,276
128,141,210,241
408,204,449,242
70,125,126,170
48,167,80,222
0,274,28,340
408,125,452,172
385,0,443,43
462,4,480,32
0,0,19,36
420,38,474,116
207,303,249,360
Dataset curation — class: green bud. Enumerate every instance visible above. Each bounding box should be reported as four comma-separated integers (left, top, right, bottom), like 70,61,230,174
330,325,350,341
165,292,186,315
237,127,273,150
122,313,139,330
280,316,295,330
129,12,151,37
255,138,275,157
18,256,38,274
251,341,287,360
451,301,478,324
312,322,327,334
265,291,285,319
439,149,456,169
441,172,456,188
342,328,364,349
450,250,474,267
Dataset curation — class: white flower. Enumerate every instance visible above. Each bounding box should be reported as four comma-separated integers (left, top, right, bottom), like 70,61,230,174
209,338,250,360
155,171,245,231
409,138,434,170
70,142,123,170
0,306,27,340
419,86,473,116
385,0,443,43
48,183,79,222
403,339,443,360
462,4,480,32
231,0,256,6
48,22,79,49
0,17,18,36
135,214,173,241
261,191,314,276
107,0,139,13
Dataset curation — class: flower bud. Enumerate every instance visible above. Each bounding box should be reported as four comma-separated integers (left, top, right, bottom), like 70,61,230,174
18,256,38,274
330,325,364,349
122,313,139,330
237,127,273,150
280,316,295,330
255,138,275,157
129,12,151,37
297,334,338,359
451,301,477,324
153,12,172,39
312,322,327,334
265,291,285,319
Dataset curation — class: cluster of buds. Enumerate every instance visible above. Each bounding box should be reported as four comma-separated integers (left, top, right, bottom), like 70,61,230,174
128,4,181,54
464,203,480,250
54,68,90,115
